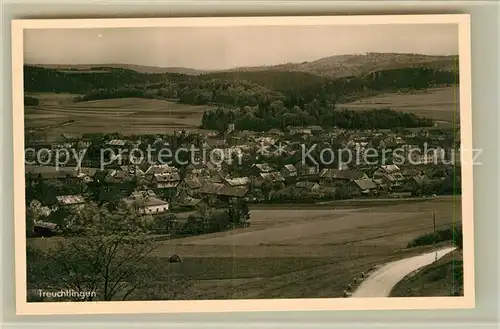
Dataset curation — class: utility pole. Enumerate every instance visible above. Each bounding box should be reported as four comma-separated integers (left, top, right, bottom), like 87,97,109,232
433,211,436,235
433,211,437,262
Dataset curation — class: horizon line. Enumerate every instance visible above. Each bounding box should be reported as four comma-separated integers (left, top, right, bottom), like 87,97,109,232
24,51,459,72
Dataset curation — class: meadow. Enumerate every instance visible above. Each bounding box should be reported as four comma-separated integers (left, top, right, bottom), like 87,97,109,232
337,87,460,123
24,93,213,140
28,196,462,300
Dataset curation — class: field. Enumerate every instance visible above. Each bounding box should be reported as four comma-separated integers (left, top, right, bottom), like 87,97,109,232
390,250,463,297
337,87,460,123
24,93,213,141
28,196,462,300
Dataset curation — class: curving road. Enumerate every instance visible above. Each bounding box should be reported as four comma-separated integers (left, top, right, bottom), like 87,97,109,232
351,246,457,298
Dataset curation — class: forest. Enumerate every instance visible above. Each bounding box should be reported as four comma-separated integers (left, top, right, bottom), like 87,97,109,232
24,65,457,131
25,65,457,108
201,103,434,132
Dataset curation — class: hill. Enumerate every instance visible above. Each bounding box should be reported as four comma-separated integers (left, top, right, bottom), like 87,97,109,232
30,53,458,78
219,53,458,78
30,63,205,75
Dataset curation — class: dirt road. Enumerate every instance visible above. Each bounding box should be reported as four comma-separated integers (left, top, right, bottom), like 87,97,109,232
351,246,457,297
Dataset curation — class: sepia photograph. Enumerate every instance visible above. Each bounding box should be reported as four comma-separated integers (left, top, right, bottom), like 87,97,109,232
12,15,474,314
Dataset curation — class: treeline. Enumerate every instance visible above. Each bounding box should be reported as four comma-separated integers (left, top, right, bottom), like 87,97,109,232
25,66,458,109
201,102,434,132
23,66,186,94
201,68,458,105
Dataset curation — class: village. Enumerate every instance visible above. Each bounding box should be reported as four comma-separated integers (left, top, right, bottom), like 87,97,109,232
24,122,461,237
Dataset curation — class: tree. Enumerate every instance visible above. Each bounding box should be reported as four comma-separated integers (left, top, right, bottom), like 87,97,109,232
27,202,156,301
25,205,38,237
453,226,463,250
228,200,251,227
147,213,178,235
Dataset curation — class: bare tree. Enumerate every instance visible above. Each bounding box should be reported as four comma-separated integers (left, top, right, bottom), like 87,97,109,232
30,202,156,301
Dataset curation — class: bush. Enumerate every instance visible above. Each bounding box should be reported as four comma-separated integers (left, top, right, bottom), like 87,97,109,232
407,226,462,248
453,226,463,250
24,96,39,106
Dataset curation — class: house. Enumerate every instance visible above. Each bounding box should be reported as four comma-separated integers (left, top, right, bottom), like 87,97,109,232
225,177,252,187
206,161,222,172
151,172,181,189
25,165,72,182
260,172,285,183
144,164,178,176
33,220,59,236
295,181,320,191
402,175,429,194
125,190,170,215
319,169,368,185
267,128,284,136
55,195,86,211
373,165,405,187
400,167,424,179
288,127,312,136
175,193,202,209
104,169,135,184
307,125,323,135
177,177,203,196
139,197,170,215
185,163,211,178
294,162,320,177
73,167,99,183
281,164,298,178
29,199,53,218
352,179,378,196
106,139,127,147
197,183,249,204
250,163,275,176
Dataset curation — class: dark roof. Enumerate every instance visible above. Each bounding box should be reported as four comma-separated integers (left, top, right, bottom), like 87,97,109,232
183,178,202,189
320,169,366,181
225,177,251,186
307,125,323,131
260,172,285,182
153,172,181,182
295,181,318,189
401,167,419,177
177,196,202,207
353,179,378,190
283,164,297,172
198,183,249,197
33,220,58,230
25,165,73,179
144,197,169,207
379,165,401,174
253,163,274,173
412,175,428,185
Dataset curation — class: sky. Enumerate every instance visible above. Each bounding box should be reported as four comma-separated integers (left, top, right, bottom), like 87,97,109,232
24,24,459,70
